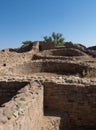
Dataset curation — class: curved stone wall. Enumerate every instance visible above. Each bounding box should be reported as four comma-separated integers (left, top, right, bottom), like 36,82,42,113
10,60,96,77
39,48,86,56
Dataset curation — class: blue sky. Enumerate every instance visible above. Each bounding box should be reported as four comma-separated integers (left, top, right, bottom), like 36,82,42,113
0,0,96,49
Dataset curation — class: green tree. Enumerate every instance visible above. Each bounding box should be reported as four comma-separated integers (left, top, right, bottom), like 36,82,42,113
43,32,65,46
43,36,52,42
22,40,33,45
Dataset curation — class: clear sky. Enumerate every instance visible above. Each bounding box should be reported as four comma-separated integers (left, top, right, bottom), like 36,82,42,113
0,0,96,49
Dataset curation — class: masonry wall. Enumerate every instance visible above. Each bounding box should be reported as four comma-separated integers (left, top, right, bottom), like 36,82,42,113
39,41,55,51
11,60,89,76
44,82,96,128
0,82,28,106
39,48,86,56
32,54,74,60
0,81,43,130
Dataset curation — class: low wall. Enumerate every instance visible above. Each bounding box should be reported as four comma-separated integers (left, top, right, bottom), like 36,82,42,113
32,54,74,60
0,81,43,130
11,60,96,77
38,48,86,56
0,82,28,106
44,82,96,128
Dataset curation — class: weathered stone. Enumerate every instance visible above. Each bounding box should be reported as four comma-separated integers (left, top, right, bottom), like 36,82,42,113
0,41,96,130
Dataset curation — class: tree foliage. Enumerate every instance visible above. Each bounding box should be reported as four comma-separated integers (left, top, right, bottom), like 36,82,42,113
43,32,65,46
22,40,33,45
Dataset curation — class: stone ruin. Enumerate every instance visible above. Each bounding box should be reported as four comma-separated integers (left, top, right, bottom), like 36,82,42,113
0,41,96,130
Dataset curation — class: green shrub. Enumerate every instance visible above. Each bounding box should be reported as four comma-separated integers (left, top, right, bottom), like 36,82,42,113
22,40,33,45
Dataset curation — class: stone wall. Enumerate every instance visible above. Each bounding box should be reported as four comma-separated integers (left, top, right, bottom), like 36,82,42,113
0,76,95,129
0,81,43,130
0,82,28,106
38,48,86,56
0,41,39,69
39,41,55,51
44,82,96,129
32,54,74,60
0,41,96,130
10,60,96,77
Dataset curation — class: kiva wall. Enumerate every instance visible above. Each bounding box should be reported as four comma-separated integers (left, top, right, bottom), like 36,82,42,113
38,48,86,56
10,60,96,77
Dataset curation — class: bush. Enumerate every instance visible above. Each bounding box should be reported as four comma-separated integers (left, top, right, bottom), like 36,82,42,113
22,40,33,45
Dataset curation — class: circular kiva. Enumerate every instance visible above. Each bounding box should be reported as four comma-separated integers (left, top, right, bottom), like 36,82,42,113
32,48,87,60
10,60,96,77
39,48,87,56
